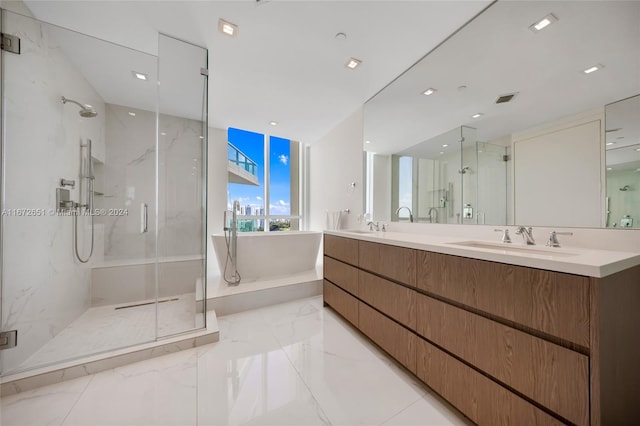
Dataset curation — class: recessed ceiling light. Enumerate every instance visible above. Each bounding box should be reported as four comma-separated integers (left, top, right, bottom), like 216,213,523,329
365,140,371,144
583,64,604,74
422,88,437,96
529,13,558,33
607,167,612,171
442,144,449,148
219,19,238,37
335,32,347,41
132,71,148,81
471,113,483,119
346,58,362,69
128,112,136,117
269,121,278,126
439,152,444,155
199,136,204,139
160,132,166,136
636,148,640,152
606,142,615,146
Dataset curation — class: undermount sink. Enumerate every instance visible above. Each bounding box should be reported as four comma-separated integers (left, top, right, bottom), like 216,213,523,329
343,229,376,234
449,241,579,257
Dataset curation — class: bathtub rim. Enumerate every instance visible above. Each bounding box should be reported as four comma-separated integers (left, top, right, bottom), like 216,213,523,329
211,230,322,238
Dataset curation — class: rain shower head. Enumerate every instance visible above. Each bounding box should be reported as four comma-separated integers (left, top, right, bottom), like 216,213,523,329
61,96,98,118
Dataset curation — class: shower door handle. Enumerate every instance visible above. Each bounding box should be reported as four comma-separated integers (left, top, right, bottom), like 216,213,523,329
141,203,148,233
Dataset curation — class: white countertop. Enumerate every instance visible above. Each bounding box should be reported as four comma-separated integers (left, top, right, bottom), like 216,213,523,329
325,230,640,278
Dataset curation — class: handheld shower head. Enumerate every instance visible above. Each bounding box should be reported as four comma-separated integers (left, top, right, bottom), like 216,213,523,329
61,96,98,118
620,185,631,191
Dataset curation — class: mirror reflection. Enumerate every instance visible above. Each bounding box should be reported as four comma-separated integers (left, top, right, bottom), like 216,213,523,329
605,95,640,228
364,1,640,228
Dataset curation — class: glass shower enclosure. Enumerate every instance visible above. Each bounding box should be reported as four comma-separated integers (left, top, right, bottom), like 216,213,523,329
0,9,208,375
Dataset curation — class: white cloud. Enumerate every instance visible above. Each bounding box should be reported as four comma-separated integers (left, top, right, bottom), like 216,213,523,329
269,200,290,215
256,196,263,201
278,154,288,165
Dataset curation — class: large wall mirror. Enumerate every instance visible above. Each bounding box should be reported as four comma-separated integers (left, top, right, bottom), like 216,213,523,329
363,1,640,229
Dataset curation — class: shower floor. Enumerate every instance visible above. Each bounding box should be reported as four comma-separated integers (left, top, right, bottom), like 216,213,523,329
17,293,202,372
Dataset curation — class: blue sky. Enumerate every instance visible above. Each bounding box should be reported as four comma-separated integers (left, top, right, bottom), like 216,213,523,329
228,128,291,216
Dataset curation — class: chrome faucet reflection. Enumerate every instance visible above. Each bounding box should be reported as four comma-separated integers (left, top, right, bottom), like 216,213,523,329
515,226,535,245
367,221,380,231
427,207,438,223
395,206,414,222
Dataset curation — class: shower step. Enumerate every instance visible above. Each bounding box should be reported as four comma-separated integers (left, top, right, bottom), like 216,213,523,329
1,310,219,397
204,269,322,316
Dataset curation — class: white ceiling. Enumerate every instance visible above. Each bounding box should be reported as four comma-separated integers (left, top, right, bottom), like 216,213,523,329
363,1,640,155
17,0,493,144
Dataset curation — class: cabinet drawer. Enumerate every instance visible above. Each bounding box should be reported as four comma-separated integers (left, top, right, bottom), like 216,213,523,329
359,270,416,330
324,234,358,266
324,256,358,296
323,280,358,327
417,251,590,347
417,294,588,426
416,338,563,426
358,302,416,373
359,241,416,287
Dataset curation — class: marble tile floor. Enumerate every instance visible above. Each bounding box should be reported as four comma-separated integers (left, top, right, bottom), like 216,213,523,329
16,293,202,373
1,295,471,426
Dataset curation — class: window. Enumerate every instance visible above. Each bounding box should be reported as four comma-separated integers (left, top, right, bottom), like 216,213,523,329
227,128,300,232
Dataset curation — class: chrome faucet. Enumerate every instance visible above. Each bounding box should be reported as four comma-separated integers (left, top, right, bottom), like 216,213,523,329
395,206,413,222
515,226,535,245
427,207,438,223
366,221,380,231
546,231,573,247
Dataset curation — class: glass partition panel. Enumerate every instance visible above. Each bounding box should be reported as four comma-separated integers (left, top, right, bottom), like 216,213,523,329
476,142,508,225
1,10,158,374
156,34,208,336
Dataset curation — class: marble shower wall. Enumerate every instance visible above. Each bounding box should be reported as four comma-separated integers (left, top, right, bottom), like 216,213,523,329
101,104,204,261
1,11,106,373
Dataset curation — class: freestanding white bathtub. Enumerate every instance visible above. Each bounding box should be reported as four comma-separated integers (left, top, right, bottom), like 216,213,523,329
212,231,322,281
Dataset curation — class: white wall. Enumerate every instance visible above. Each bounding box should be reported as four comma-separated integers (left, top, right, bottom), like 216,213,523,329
206,127,229,278
513,111,604,227
1,10,105,373
309,108,364,231
99,104,205,261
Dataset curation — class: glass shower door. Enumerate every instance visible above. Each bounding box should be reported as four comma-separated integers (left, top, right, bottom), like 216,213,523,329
476,142,508,225
0,9,159,375
156,34,208,336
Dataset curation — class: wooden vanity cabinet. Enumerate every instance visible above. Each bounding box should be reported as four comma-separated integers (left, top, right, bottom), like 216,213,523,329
358,240,417,287
417,251,590,348
323,280,358,327
323,234,640,425
416,293,589,425
416,338,563,426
